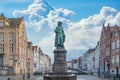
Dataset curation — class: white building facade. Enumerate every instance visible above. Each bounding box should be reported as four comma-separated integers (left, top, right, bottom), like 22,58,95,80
67,61,72,68
33,46,39,72
39,52,51,74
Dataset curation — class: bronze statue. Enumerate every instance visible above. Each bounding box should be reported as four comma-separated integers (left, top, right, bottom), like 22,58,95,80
54,21,65,47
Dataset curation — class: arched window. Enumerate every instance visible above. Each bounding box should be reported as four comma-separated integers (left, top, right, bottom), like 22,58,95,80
9,32,14,41
0,32,4,42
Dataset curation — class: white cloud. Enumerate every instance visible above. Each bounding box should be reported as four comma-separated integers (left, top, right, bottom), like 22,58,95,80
13,0,75,31
13,0,120,60
39,6,120,57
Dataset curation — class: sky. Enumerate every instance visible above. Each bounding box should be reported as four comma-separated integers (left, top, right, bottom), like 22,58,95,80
0,0,120,62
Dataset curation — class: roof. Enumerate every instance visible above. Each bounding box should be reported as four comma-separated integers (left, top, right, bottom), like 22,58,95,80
100,24,120,40
0,13,10,23
0,13,23,28
8,18,23,27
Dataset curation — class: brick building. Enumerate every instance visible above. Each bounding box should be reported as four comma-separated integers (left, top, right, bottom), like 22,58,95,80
0,13,34,75
100,24,120,77
110,25,120,75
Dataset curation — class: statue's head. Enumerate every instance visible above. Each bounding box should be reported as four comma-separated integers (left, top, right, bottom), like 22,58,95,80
58,21,62,26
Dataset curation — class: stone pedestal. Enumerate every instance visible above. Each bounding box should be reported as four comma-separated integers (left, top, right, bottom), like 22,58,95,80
44,47,76,80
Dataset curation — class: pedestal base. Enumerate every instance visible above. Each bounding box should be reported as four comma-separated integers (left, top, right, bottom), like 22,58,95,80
44,47,76,80
44,74,76,80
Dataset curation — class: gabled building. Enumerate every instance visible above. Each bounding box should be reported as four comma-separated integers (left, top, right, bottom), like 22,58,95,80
100,24,120,77
0,13,33,75
110,25,120,75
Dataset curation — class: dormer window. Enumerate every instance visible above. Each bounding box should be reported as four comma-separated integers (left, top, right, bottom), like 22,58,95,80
0,22,5,27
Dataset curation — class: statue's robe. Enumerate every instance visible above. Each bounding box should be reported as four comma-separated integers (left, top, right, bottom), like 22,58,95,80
54,26,65,47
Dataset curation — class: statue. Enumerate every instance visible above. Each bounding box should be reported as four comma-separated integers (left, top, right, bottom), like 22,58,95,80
54,21,65,47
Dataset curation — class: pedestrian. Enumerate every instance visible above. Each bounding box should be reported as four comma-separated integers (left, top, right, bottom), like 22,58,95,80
23,75,25,80
7,78,10,80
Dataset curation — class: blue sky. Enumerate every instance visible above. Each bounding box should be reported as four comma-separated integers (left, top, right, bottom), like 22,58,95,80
0,0,120,62
47,0,120,21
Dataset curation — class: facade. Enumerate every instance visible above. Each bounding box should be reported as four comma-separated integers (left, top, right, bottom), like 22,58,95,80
81,52,88,71
82,49,94,71
94,42,100,75
39,50,51,74
110,25,120,75
72,59,79,70
32,46,39,72
67,61,72,69
0,13,33,75
87,49,94,72
78,56,82,70
100,24,111,76
89,42,100,75
100,24,120,76
27,42,34,77
81,42,100,74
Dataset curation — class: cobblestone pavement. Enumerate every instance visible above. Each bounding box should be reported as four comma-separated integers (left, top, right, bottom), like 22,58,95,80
0,75,43,80
77,75,110,80
0,74,34,80
0,75,110,80
35,75,110,80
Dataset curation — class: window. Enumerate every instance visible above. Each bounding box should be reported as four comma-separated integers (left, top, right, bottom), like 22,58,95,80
112,55,115,66
0,33,4,42
9,44,13,52
0,22,5,27
9,32,14,41
0,44,4,52
116,40,120,48
0,56,3,66
116,54,119,66
113,32,118,37
112,42,115,50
